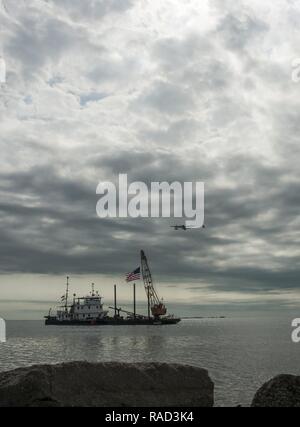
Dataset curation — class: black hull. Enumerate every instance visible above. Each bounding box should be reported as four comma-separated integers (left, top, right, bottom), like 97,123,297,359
45,317,181,326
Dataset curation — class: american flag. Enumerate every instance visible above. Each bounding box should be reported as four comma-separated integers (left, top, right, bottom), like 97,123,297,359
126,267,141,282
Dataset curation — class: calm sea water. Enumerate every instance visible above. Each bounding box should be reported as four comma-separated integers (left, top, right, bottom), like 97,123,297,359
0,315,299,407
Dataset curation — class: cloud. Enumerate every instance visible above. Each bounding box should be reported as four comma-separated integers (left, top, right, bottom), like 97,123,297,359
51,0,133,22
134,80,196,116
0,0,300,310
80,92,108,107
5,15,82,77
216,13,268,51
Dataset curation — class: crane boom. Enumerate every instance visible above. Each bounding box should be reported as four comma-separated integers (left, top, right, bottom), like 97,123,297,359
141,250,167,318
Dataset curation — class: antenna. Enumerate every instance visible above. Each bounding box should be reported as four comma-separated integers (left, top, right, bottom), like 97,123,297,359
91,283,95,296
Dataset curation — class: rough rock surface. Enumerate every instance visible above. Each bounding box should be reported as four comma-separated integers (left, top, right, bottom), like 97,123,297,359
0,362,214,407
251,375,300,407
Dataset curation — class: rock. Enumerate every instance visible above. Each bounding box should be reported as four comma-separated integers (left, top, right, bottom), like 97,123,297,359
0,362,214,407
251,375,300,407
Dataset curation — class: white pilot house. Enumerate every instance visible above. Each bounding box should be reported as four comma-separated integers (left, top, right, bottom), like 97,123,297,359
56,280,108,322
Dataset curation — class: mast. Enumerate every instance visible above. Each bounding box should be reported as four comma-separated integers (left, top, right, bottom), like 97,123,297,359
133,283,136,319
65,276,70,312
114,285,117,318
141,250,167,319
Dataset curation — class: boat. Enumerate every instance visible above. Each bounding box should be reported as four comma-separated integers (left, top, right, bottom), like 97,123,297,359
45,250,181,326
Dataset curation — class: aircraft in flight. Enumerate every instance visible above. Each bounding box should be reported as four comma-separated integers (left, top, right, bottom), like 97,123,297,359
171,225,206,231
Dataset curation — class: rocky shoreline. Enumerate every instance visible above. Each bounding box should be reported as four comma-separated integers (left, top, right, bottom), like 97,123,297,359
0,362,214,407
0,362,299,407
251,375,300,407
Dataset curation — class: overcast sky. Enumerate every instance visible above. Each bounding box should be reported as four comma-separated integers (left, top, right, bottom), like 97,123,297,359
0,0,300,319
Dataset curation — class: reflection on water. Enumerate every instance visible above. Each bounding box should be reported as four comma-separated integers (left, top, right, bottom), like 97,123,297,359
0,317,299,407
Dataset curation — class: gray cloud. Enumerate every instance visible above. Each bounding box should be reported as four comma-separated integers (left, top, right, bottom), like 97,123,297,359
6,15,81,76
216,13,268,51
134,80,196,116
51,0,133,21
0,0,300,310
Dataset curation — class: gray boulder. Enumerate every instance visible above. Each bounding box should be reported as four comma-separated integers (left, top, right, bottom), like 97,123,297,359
252,375,300,407
0,361,214,407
